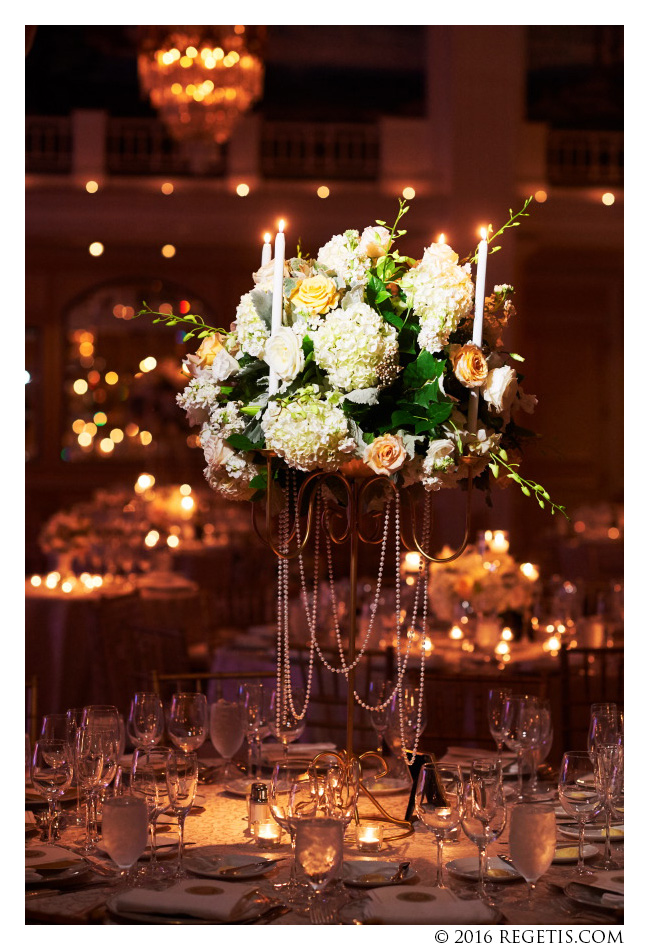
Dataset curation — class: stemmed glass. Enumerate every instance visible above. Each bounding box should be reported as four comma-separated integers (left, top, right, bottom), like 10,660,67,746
528,699,553,797
131,747,172,881
309,753,360,827
587,703,619,759
269,688,306,759
129,693,164,750
367,678,393,754
39,714,74,834
487,687,514,765
591,742,624,871
31,740,74,843
504,694,540,800
415,763,462,888
66,708,87,826
558,752,602,877
209,698,245,782
238,682,265,776
508,803,556,907
269,759,315,898
75,724,118,853
167,693,208,753
166,751,199,879
101,796,149,888
461,767,507,905
390,684,427,754
294,817,344,924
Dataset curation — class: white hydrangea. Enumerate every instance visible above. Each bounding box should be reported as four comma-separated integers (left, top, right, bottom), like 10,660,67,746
401,243,475,353
204,453,260,502
261,388,356,472
207,401,246,440
312,302,398,392
234,292,269,358
317,230,371,285
421,438,460,491
176,374,223,426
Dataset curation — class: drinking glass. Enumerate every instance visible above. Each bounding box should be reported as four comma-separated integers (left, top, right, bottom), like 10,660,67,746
66,708,86,826
591,742,624,871
390,684,427,753
415,764,462,887
528,699,553,796
587,704,619,761
76,725,118,853
269,688,306,759
461,774,507,904
487,688,514,763
209,698,245,781
508,803,556,907
309,753,360,827
295,817,344,923
40,713,71,744
31,740,74,843
558,752,602,877
101,796,149,887
166,751,198,878
269,759,314,898
129,694,164,750
504,695,540,800
238,682,264,776
131,747,172,881
367,678,393,754
167,693,208,754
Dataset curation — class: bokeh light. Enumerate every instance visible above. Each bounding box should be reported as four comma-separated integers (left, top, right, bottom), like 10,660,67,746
88,241,104,256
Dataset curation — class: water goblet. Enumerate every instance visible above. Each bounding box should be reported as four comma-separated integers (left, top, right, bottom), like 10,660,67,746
487,687,514,765
460,777,507,905
415,763,462,887
166,750,198,879
131,747,173,882
31,739,74,843
129,694,164,750
76,725,118,853
508,803,556,907
504,694,540,800
558,751,602,877
101,796,149,888
209,698,245,782
167,693,208,753
591,742,624,871
294,817,344,924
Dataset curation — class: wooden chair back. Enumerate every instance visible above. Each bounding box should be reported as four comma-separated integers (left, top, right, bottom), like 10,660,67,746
559,645,623,751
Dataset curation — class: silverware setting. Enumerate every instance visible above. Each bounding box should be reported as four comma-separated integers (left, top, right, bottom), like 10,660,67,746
389,861,411,882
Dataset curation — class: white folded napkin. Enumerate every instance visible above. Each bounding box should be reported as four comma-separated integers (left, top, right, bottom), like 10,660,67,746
113,880,270,921
587,871,624,896
25,845,84,869
440,747,516,764
356,886,497,924
262,742,336,763
601,893,624,909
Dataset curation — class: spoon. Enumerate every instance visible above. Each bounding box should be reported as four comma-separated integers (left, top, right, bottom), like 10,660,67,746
390,861,410,882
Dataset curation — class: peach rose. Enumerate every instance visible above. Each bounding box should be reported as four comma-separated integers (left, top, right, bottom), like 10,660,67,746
290,275,340,315
363,434,407,476
452,343,488,388
191,334,225,369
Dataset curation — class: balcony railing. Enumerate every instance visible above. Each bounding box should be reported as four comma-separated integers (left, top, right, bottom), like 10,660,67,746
547,130,623,187
260,121,380,180
105,118,226,177
25,116,73,174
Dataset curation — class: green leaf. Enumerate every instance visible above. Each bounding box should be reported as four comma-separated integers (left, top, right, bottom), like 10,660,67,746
226,433,263,452
249,472,268,491
403,351,446,389
509,352,525,362
412,382,439,408
391,409,416,428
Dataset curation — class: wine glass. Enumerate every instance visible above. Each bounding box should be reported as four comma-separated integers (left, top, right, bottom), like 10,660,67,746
367,678,394,754
460,771,507,904
504,694,540,800
527,699,553,797
101,796,149,887
415,763,462,887
508,803,556,907
76,725,118,853
269,759,314,898
591,742,624,871
294,817,344,923
587,704,619,761
31,740,74,843
40,713,74,833
129,694,164,750
309,753,360,827
487,687,514,764
167,693,208,753
269,688,306,759
209,698,245,782
238,682,264,776
131,747,172,881
66,708,87,826
166,750,199,879
558,752,602,877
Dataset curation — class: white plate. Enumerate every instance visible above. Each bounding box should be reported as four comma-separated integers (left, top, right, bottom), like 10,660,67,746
446,855,522,883
185,852,280,880
564,882,623,913
361,777,411,797
223,777,254,797
553,843,599,864
341,859,417,888
560,825,624,842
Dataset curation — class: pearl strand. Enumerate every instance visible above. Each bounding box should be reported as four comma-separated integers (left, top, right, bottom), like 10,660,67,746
275,488,290,733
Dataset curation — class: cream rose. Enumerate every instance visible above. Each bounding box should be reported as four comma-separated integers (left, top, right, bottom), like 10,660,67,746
201,432,235,470
264,327,305,384
193,333,225,368
210,347,240,382
481,365,518,416
359,225,392,259
363,434,407,475
452,343,489,388
290,275,340,315
425,438,457,469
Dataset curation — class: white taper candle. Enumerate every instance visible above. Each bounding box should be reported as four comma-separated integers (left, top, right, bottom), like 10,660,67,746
467,227,488,433
261,232,271,267
268,220,285,396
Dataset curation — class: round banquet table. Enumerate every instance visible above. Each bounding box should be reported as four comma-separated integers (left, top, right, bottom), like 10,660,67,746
25,779,624,926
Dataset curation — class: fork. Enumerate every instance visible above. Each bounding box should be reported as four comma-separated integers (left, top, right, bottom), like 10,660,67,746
310,898,338,925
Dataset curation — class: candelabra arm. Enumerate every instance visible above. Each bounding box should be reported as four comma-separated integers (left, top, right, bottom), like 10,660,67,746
400,457,476,563
251,458,322,559
357,751,414,839
356,477,398,545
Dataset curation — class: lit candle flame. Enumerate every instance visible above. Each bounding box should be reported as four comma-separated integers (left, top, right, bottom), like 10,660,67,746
278,219,285,232
480,226,488,240
438,232,445,244
264,232,271,243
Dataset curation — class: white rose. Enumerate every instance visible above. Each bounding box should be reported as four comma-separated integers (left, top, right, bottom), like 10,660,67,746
264,326,305,384
480,365,518,417
201,432,235,470
517,387,538,414
210,347,241,382
359,225,392,259
425,438,457,469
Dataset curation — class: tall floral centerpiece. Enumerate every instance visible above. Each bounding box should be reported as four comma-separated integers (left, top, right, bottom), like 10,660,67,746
127,199,565,766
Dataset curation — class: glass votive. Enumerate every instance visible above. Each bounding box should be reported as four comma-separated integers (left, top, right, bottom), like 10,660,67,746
253,819,283,849
356,822,383,853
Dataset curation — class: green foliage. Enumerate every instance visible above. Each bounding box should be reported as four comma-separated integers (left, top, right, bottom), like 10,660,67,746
466,196,534,264
490,448,568,518
135,303,226,340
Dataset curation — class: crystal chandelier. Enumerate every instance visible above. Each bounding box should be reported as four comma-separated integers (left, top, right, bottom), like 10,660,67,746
138,25,265,146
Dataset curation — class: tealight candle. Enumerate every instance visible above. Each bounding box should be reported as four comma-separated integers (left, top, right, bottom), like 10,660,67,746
356,822,383,852
490,530,509,554
254,819,282,849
